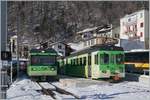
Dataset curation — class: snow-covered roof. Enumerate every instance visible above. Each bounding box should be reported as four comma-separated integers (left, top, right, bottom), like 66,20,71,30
125,49,149,53
68,42,84,51
77,27,98,34
121,9,147,19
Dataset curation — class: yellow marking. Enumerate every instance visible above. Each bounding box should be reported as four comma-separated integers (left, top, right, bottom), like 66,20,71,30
125,62,149,69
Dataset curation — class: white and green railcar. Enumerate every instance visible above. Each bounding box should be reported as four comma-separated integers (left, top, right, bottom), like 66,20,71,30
59,45,125,79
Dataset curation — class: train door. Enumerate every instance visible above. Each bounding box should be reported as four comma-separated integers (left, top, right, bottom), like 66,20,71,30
88,54,91,77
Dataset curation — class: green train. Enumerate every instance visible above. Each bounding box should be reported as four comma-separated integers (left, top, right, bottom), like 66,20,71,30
27,48,58,80
58,45,125,80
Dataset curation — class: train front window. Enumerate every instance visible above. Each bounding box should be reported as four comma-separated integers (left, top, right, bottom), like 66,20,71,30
111,55,115,64
116,54,124,64
100,53,109,64
31,55,56,65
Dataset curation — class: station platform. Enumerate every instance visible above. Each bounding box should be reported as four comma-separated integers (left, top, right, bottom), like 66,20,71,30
58,75,110,88
139,75,150,86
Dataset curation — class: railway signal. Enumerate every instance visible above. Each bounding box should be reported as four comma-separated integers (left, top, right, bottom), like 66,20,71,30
1,51,12,61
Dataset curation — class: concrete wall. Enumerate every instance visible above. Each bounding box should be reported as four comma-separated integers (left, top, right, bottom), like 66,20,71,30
120,39,145,51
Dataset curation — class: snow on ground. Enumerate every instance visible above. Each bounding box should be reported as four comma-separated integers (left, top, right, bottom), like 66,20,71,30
7,78,150,100
7,79,53,100
53,81,150,100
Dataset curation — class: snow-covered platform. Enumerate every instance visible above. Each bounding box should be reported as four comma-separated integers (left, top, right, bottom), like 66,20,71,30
53,81,150,100
7,79,53,100
7,77,150,100
139,75,150,86
59,75,110,87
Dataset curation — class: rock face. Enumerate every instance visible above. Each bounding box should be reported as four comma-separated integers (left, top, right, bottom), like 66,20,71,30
7,1,149,46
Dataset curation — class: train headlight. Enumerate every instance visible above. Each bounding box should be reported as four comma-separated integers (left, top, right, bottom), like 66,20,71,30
42,50,45,53
51,67,55,71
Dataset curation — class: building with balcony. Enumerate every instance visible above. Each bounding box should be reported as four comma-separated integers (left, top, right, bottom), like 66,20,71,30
72,25,118,50
120,9,149,51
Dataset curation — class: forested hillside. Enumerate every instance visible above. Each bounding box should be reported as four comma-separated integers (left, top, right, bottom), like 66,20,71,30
7,1,149,45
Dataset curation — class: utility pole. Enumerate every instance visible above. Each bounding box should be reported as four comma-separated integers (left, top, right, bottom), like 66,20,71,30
0,1,8,99
16,4,20,79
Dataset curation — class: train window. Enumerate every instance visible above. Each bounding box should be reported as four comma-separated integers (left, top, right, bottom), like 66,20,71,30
72,59,73,65
100,53,109,64
116,54,124,64
125,52,149,63
97,54,98,64
88,55,91,65
104,53,109,64
78,58,80,65
72,59,74,65
74,59,76,65
94,54,98,65
31,55,56,65
62,60,64,66
94,55,96,64
111,54,115,64
83,57,86,65
76,58,78,65
80,58,82,65
66,59,68,65
71,59,72,65
72,59,75,65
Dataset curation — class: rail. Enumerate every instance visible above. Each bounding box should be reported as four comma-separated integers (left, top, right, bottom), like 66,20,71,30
38,82,80,99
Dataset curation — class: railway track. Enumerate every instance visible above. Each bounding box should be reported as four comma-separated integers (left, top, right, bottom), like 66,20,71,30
37,82,80,99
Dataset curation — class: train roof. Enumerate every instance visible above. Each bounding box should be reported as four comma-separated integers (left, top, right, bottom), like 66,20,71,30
125,49,149,53
67,45,123,58
30,48,57,53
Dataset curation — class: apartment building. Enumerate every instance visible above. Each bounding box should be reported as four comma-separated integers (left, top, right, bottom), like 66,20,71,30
120,10,149,50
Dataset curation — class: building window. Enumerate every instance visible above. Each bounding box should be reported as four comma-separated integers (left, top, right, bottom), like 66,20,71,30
128,18,131,22
127,26,130,32
140,32,143,37
115,34,119,38
91,39,94,45
134,33,137,36
84,42,86,46
140,23,143,27
58,45,62,49
135,25,137,31
88,41,90,46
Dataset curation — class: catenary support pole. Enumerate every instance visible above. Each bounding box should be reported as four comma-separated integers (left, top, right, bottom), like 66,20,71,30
0,1,8,99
